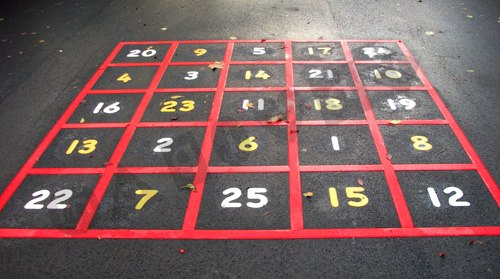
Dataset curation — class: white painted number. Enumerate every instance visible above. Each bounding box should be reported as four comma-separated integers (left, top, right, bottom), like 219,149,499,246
24,189,73,210
427,186,471,207
309,69,334,79
93,102,121,114
153,137,173,153
221,188,243,208
184,71,199,80
127,49,157,57
362,47,392,58
387,98,416,110
252,47,266,55
221,188,268,209
331,136,340,151
242,99,265,110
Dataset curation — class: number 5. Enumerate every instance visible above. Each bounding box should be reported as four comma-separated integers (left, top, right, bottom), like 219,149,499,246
252,47,266,55
246,188,268,208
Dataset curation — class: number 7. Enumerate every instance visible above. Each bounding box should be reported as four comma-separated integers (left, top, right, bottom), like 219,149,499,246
135,189,158,210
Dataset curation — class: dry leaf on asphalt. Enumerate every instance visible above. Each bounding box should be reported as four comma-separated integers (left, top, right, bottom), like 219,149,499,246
425,31,435,36
303,192,314,197
357,179,364,186
387,153,393,160
268,114,284,123
181,183,196,192
208,61,224,70
389,120,401,125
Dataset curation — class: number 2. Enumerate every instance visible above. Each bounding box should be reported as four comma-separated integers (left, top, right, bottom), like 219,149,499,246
153,138,173,153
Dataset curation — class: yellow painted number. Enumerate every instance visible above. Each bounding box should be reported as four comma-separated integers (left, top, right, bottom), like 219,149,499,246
117,73,132,83
308,47,331,55
134,189,158,210
244,70,270,80
313,98,342,111
65,139,98,155
328,186,369,208
160,100,195,112
238,136,258,152
411,135,433,151
194,48,207,56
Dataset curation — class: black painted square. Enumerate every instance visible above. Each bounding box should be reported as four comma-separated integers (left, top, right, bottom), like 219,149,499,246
295,91,365,120
219,91,287,121
120,127,205,167
159,65,220,88
226,65,285,88
92,66,158,90
68,94,143,123
301,172,400,228
231,43,285,61
112,44,171,63
196,173,290,229
367,90,443,120
356,64,422,87
90,174,192,229
210,126,288,166
349,43,406,61
142,92,214,122
397,171,500,227
35,128,124,168
380,125,470,164
293,64,354,87
0,175,98,228
171,43,227,62
292,42,345,61
297,125,380,165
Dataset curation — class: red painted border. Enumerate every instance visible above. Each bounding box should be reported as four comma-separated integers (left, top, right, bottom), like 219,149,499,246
0,40,498,239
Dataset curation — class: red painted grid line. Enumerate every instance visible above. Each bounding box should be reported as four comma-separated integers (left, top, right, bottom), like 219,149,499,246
398,41,500,207
181,42,235,230
0,42,126,212
87,89,147,94
28,168,105,175
285,40,304,230
1,226,499,239
108,62,162,67
75,42,180,230
341,41,414,228
120,39,404,45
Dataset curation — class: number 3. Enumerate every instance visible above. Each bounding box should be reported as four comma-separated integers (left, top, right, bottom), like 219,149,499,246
184,71,198,80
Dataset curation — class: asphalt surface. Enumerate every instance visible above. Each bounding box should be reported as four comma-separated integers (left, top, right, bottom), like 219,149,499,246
1,0,499,277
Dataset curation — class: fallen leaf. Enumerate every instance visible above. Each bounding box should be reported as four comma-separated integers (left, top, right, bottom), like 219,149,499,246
263,211,271,216
97,235,101,240
181,183,196,192
357,179,364,185
208,61,224,70
161,27,168,31
425,31,435,36
260,39,267,42
466,15,474,19
303,192,314,197
439,252,446,258
468,240,484,245
79,118,85,123
39,39,45,43
171,116,178,121
246,102,254,108
58,49,63,53
170,95,183,99
230,36,238,40
235,123,242,128
466,69,475,73
305,103,312,110
147,45,154,50
389,120,401,125
179,249,185,254
387,153,393,160
268,114,284,123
